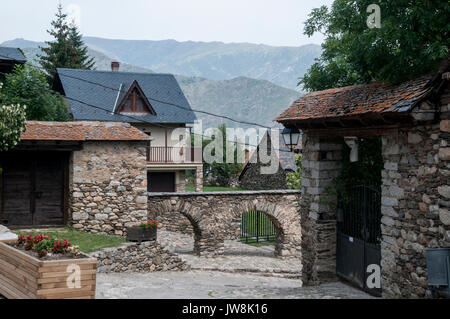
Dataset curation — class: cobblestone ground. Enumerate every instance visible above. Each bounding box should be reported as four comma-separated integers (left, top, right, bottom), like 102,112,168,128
158,230,302,277
96,271,375,299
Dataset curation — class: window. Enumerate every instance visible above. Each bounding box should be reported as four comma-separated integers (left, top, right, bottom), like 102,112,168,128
117,81,156,115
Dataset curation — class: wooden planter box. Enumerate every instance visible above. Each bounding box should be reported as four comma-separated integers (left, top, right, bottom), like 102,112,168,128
0,241,97,299
127,226,157,243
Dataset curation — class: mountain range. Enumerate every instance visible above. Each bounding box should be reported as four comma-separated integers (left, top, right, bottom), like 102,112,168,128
81,37,321,90
1,37,319,128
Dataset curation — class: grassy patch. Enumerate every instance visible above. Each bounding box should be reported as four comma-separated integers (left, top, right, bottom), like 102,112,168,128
14,227,126,253
240,211,276,244
185,186,247,192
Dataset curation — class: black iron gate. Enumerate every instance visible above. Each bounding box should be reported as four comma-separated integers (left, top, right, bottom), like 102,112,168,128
336,185,382,297
240,211,276,244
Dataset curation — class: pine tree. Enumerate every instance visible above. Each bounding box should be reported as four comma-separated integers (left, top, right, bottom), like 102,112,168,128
39,3,95,84
67,21,95,70
38,3,71,83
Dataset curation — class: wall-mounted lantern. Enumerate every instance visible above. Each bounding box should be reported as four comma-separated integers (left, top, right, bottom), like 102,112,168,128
281,128,301,153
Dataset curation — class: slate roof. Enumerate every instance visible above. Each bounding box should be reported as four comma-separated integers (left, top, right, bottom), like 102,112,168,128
0,47,27,63
276,75,434,123
21,121,149,141
55,68,197,124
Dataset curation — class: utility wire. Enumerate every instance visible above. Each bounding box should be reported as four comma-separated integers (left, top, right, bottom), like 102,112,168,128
0,54,286,130
0,70,297,154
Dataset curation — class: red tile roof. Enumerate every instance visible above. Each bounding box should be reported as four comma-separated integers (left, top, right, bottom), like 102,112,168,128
21,121,149,141
276,75,434,123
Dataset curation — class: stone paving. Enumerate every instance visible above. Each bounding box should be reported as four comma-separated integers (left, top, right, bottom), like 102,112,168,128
95,271,375,299
157,230,302,278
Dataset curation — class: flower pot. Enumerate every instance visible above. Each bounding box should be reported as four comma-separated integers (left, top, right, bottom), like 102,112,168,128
127,226,157,243
0,242,97,299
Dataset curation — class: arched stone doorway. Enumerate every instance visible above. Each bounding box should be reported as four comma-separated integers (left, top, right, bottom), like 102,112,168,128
148,191,302,259
232,200,300,258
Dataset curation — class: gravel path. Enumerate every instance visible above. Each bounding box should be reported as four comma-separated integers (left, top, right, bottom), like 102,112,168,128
96,271,374,299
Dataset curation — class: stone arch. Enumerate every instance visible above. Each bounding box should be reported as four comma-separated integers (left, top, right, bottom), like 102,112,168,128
149,191,302,258
233,200,301,258
151,198,206,256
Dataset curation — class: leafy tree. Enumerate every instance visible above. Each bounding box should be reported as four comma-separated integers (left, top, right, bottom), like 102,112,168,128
0,83,27,152
300,0,450,91
1,64,70,121
39,4,94,83
286,154,303,190
199,124,244,186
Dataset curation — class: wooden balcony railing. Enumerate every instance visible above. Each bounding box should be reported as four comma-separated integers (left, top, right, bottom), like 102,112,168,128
146,146,203,163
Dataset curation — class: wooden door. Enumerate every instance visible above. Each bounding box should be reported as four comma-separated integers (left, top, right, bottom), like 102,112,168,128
1,152,67,227
33,155,65,226
0,156,33,226
147,172,175,192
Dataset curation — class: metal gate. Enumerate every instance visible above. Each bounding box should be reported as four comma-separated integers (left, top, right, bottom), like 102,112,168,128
336,185,382,297
240,211,276,244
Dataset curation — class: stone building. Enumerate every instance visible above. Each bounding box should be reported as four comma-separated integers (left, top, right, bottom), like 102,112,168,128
0,121,149,235
239,131,301,190
276,61,450,298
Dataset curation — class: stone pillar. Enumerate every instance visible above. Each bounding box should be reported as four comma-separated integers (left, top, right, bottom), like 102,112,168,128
194,165,203,192
380,133,406,297
300,134,343,284
175,171,186,192
439,94,450,246
438,117,450,247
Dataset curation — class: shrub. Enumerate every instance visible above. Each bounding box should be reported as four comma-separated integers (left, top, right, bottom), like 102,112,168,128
16,234,73,258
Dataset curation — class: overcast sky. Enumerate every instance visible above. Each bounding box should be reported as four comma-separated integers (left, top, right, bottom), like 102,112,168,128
0,0,333,46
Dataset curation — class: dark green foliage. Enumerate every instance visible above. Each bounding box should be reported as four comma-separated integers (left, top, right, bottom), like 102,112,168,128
336,137,383,191
67,22,95,70
286,154,303,189
39,4,94,83
196,124,244,186
323,138,383,207
301,0,450,91
1,64,70,121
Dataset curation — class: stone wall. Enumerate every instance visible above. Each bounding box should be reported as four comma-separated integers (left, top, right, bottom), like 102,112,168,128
238,131,291,190
69,141,148,236
239,162,289,190
298,135,343,284
90,240,190,273
380,87,450,298
148,190,302,258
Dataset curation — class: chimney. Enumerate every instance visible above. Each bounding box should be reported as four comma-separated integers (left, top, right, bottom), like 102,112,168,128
111,61,120,72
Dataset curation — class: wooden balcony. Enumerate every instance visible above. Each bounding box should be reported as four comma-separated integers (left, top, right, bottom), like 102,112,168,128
146,146,203,163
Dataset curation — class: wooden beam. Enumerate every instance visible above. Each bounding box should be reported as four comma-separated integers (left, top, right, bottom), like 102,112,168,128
307,125,399,137
7,142,83,152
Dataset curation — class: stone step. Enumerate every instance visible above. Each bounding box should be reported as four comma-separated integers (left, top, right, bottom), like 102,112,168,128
190,267,303,279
